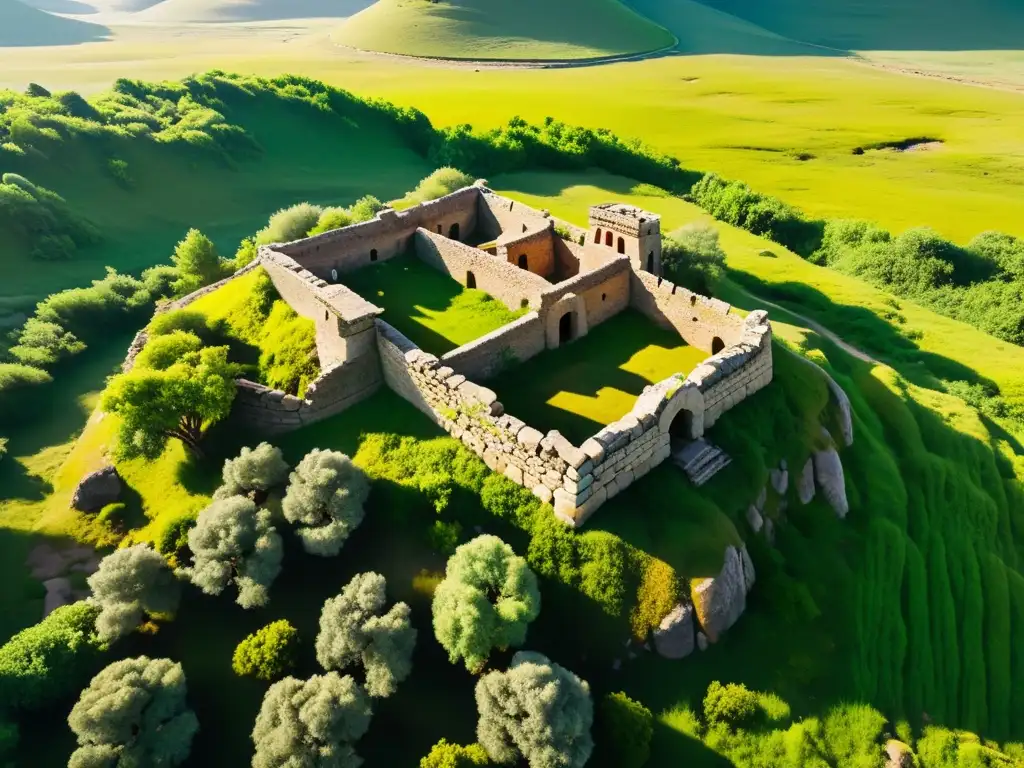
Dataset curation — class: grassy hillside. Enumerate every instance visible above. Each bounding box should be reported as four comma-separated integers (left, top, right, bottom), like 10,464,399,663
334,0,675,60
0,0,108,46
135,0,374,23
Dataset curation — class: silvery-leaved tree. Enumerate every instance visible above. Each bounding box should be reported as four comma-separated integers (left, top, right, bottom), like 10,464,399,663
475,652,593,768
178,495,282,609
282,449,370,557
315,572,416,698
251,672,371,768
87,544,181,643
213,442,290,503
67,656,199,768
432,535,540,673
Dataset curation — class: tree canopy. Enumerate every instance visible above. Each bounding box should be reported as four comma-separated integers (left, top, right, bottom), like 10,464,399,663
316,572,416,698
87,544,181,643
600,692,653,768
170,228,226,296
432,535,540,672
282,449,370,557
233,620,299,682
67,656,199,768
475,652,593,768
251,672,371,768
661,222,727,296
178,495,283,609
420,739,490,768
101,342,240,460
214,442,290,502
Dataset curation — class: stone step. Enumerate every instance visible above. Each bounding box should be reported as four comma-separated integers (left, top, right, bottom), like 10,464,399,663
689,453,732,487
673,438,715,468
672,439,732,487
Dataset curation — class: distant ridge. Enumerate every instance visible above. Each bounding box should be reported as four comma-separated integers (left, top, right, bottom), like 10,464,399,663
0,0,109,46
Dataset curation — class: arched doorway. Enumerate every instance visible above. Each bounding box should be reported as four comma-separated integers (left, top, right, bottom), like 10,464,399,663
466,271,476,289
436,224,443,234
617,237,625,254
559,312,575,345
668,407,694,444
594,228,602,244
646,252,655,273
711,337,725,354
518,254,528,270
605,231,613,247
370,249,378,262
449,223,460,241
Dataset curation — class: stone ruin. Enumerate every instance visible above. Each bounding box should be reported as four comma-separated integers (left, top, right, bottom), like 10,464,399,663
137,181,775,527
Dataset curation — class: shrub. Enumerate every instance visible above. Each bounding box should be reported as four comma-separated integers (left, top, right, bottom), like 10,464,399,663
400,167,474,206
254,202,323,245
308,207,352,236
140,264,180,300
32,268,152,342
96,502,126,530
600,692,654,768
214,442,289,502
7,318,85,367
630,557,681,641
232,620,299,681
133,330,204,371
703,681,759,728
282,449,370,557
0,364,52,428
155,511,198,562
430,519,462,555
420,739,490,768
170,228,226,296
147,309,214,340
348,195,386,223
231,237,258,269
0,438,7,463
661,222,726,296
87,544,181,643
0,601,105,714
107,158,132,188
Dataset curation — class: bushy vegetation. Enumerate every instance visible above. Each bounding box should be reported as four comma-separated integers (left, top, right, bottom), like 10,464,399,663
420,740,490,768
660,221,727,296
87,544,181,642
599,692,653,768
231,620,299,682
282,449,370,557
214,442,290,502
169,228,230,296
0,172,99,261
395,167,475,208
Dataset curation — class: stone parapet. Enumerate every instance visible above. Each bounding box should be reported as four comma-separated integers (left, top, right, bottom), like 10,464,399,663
441,312,546,381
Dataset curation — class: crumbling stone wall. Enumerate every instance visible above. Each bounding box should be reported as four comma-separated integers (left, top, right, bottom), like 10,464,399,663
497,224,556,279
441,312,546,381
414,229,549,311
477,190,552,241
553,237,583,281
629,269,744,352
691,311,773,428
540,253,631,338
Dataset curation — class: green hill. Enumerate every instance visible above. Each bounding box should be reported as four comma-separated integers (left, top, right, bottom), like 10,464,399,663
0,0,108,46
134,0,374,23
334,0,675,60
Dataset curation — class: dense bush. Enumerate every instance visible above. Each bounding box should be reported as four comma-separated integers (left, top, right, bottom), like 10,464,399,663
397,167,474,207
88,544,181,643
215,442,289,501
254,202,322,245
169,228,228,296
0,601,105,714
703,681,759,728
232,620,299,681
6,318,85,367
282,449,370,557
420,739,490,768
661,222,727,296
96,502,126,531
629,556,680,641
0,172,99,261
600,692,653,768
155,510,198,563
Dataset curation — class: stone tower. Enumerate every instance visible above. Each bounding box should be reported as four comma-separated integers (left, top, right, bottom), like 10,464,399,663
587,203,662,275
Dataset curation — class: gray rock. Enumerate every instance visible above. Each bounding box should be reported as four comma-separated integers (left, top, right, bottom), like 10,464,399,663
813,442,849,518
746,504,763,534
691,545,756,642
797,458,815,505
71,466,121,512
652,603,695,659
763,518,775,545
697,632,708,651
769,467,789,495
42,577,72,618
755,485,767,512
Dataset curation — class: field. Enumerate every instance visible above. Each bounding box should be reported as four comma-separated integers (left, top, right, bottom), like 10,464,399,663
342,254,527,355
493,310,709,444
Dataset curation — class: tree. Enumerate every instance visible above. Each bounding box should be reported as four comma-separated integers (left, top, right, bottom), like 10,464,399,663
102,343,240,460
281,449,370,557
703,681,758,728
132,330,203,371
214,442,290,502
432,535,540,673
170,228,225,296
316,572,416,698
233,620,299,681
251,672,371,768
475,651,593,768
661,222,726,296
420,739,490,768
87,544,181,643
178,496,283,609
67,656,199,768
8,318,85,367
600,692,653,768
255,203,323,246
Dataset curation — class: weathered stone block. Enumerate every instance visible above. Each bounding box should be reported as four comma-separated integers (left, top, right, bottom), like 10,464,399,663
580,438,606,464
517,426,544,453
504,464,524,485
653,603,695,659
533,484,553,504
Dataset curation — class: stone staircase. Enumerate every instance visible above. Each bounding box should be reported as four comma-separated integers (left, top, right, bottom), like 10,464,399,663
672,439,732,487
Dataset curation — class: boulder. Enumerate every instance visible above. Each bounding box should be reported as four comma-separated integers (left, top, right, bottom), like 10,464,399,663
813,436,849,518
42,577,72,618
71,466,121,512
652,603,695,659
754,485,767,512
884,740,915,768
746,504,763,534
697,632,708,651
769,466,789,495
691,545,756,642
797,458,815,505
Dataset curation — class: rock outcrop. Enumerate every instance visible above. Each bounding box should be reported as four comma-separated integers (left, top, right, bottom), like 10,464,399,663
813,430,848,518
653,603,696,659
691,544,756,642
769,464,789,495
746,504,763,533
71,466,121,512
796,458,815,505
884,740,915,768
42,577,72,617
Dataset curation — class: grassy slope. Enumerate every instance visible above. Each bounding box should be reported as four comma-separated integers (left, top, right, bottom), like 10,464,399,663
343,254,527,355
0,0,108,46
134,0,374,23
333,0,675,60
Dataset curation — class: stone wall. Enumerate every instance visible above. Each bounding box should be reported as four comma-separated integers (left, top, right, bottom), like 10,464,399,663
553,237,583,281
497,225,556,280
441,312,546,381
477,190,552,241
414,229,550,311
629,269,745,352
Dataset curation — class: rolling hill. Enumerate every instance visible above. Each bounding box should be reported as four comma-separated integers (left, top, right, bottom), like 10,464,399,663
333,0,676,60
0,0,108,46
134,0,373,23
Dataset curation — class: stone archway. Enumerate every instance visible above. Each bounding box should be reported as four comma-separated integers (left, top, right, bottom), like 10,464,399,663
711,336,725,354
594,227,602,244
605,230,613,247
518,254,528,270
617,236,625,254
449,223,460,241
545,293,587,349
466,271,476,289
658,381,705,442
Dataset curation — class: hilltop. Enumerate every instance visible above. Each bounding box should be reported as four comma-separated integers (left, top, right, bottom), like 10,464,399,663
0,0,108,46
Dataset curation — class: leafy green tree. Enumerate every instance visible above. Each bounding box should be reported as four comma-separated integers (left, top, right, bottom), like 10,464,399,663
214,442,290,502
403,168,474,206
232,620,299,681
703,681,758,728
231,237,258,270
661,222,726,296
308,207,352,236
475,651,593,768
87,544,181,643
316,572,416,698
282,449,370,557
0,601,104,713
133,330,204,371
420,739,490,768
170,228,225,296
347,195,386,224
102,343,240,459
67,656,198,768
433,535,540,673
178,496,283,609
255,203,323,246
251,673,371,768
600,692,653,768
7,318,85,367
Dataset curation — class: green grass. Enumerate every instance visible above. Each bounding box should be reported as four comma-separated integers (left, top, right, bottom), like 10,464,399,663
343,254,528,356
333,0,674,60
493,309,708,444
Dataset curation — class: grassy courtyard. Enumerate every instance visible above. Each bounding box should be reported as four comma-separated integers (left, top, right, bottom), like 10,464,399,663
343,254,528,356
493,309,709,445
